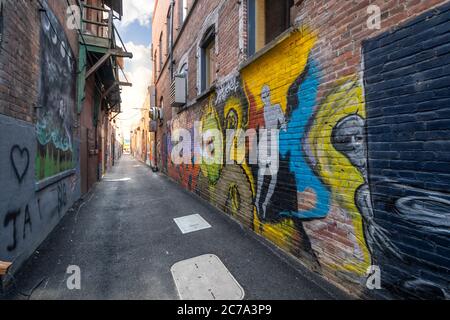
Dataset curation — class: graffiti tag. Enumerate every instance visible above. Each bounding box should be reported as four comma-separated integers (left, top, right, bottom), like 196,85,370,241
215,76,240,105
10,145,30,183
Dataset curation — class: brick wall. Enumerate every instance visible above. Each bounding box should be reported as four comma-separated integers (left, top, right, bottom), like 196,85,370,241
0,0,81,279
153,0,450,299
0,0,40,122
362,5,450,298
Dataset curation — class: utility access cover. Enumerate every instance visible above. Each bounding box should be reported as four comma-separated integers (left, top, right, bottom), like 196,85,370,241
174,214,211,234
171,254,245,300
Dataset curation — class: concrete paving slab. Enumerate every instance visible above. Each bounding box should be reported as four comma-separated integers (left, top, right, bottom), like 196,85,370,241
171,254,245,300
174,214,212,234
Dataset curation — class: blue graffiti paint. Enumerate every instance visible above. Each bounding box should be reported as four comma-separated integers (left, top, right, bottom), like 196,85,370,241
279,60,331,219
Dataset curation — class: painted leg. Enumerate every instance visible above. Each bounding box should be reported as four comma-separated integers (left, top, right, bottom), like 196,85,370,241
261,173,278,219
254,168,265,217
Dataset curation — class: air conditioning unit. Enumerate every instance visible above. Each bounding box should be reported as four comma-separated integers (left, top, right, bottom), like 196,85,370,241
149,107,163,121
149,85,157,109
170,74,187,107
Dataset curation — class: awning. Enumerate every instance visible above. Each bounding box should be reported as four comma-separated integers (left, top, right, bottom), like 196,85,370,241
104,0,123,17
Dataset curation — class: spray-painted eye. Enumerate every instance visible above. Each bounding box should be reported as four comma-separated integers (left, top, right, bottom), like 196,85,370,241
42,10,51,32
52,31,57,44
60,41,66,58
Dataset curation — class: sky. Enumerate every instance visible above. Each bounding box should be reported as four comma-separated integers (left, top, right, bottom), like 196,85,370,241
115,0,155,140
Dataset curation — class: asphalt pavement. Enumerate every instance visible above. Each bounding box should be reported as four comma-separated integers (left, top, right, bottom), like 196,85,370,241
2,155,350,300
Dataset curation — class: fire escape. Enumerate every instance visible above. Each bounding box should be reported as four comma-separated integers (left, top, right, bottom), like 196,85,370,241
77,0,132,117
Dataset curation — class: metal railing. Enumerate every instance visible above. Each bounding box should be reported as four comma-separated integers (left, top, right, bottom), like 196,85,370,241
80,2,113,46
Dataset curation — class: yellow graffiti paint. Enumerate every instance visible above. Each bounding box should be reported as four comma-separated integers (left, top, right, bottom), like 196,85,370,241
222,95,257,199
224,96,243,130
200,95,223,185
241,27,318,255
253,209,299,251
221,94,296,242
308,76,371,275
224,96,246,163
241,26,317,114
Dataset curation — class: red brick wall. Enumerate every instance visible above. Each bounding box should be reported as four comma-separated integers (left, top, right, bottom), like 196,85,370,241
0,0,82,277
0,0,78,123
0,0,41,122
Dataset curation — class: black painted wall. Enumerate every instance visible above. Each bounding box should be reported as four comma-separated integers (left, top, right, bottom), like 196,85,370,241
363,2,450,299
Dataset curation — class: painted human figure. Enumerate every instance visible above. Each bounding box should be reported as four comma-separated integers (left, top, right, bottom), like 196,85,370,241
334,115,449,298
332,115,367,176
255,85,287,219
332,115,385,255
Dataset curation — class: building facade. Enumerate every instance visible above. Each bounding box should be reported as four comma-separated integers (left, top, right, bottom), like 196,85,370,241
151,0,450,299
130,88,158,170
0,0,130,284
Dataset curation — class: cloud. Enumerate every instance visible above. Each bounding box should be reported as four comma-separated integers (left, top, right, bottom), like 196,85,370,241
118,42,152,136
118,0,155,27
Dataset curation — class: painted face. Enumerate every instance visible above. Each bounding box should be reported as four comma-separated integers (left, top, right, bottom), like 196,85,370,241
261,85,271,106
225,109,238,130
332,115,366,172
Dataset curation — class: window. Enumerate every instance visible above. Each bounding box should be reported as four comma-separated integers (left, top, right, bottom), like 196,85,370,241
176,62,188,109
153,51,158,81
159,33,163,73
167,5,174,80
247,0,294,56
200,27,216,92
166,8,172,57
179,0,188,27
159,98,164,125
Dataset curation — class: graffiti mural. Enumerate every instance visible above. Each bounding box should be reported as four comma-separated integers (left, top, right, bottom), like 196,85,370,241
305,77,371,276
36,0,75,180
0,113,79,272
0,1,80,278
239,28,332,264
167,27,372,278
200,98,224,185
165,5,450,297
167,111,201,191
241,28,332,222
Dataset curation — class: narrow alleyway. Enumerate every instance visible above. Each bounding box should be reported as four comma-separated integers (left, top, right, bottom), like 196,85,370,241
3,156,349,300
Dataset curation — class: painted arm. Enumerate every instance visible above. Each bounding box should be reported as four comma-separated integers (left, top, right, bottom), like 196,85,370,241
276,105,287,131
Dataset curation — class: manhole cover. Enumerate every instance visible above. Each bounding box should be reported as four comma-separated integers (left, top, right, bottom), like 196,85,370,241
171,254,245,300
